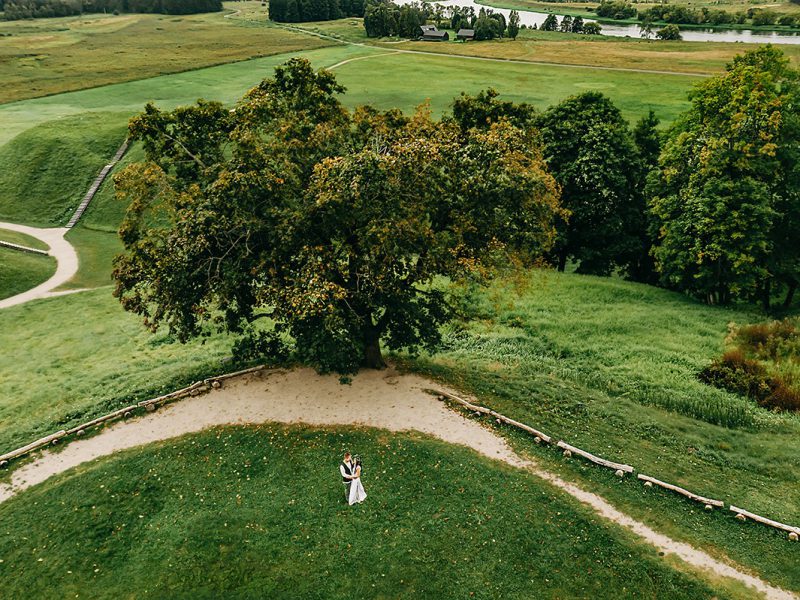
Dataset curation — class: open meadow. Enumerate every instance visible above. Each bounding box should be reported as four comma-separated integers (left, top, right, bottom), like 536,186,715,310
0,4,798,599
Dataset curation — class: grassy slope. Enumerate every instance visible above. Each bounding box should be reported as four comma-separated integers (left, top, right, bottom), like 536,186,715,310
0,425,732,599
0,112,128,226
0,228,48,251
0,289,233,452
403,272,800,592
0,2,333,104
0,247,56,300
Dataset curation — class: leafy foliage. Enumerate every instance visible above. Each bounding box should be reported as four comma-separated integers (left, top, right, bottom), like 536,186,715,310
362,0,427,37
649,47,800,306
269,0,364,24
535,92,647,276
113,59,563,374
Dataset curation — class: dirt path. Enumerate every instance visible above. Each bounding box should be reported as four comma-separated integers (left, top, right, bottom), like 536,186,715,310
0,221,78,309
0,367,793,599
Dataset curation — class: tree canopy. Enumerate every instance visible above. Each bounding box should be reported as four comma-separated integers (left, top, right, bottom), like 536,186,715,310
113,59,563,375
535,92,646,275
649,46,800,307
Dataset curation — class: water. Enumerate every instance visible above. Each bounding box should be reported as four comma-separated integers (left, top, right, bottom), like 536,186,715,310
409,0,800,44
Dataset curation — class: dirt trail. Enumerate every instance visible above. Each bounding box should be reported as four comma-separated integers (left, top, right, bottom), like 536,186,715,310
0,221,78,309
0,367,793,599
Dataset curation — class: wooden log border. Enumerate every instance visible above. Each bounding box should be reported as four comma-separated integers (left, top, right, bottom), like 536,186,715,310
0,240,49,256
427,387,799,539
557,441,634,474
638,474,724,508
730,506,800,536
0,364,267,466
427,388,552,444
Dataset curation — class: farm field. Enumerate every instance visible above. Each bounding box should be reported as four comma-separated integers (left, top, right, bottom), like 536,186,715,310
0,4,333,104
478,0,800,18
0,425,742,599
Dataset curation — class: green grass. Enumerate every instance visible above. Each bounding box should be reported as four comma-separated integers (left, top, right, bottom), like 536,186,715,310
0,112,128,226
0,246,55,300
0,289,234,453
0,228,48,251
0,424,734,599
0,2,334,105
59,227,123,290
402,271,800,592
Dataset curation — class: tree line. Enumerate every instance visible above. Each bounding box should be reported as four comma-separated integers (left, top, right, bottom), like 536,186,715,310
595,0,800,28
268,0,364,23
112,47,799,375
2,0,221,20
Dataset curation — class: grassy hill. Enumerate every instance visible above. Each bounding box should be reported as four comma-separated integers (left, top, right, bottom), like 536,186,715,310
0,247,55,300
405,271,800,592
0,424,735,599
0,112,128,226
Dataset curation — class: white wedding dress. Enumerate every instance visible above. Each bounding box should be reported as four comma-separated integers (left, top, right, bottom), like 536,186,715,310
348,466,367,505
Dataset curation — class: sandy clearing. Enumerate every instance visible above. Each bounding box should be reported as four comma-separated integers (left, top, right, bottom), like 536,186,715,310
0,367,794,599
0,221,78,309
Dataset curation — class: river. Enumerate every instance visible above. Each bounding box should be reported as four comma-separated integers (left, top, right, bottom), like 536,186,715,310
408,0,800,44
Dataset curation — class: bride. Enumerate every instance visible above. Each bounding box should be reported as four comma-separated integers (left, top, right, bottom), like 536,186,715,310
348,456,367,505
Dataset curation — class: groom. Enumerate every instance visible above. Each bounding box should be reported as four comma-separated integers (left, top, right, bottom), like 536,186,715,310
339,451,355,500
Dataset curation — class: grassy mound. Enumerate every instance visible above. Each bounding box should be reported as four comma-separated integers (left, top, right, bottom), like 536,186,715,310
0,425,725,599
0,246,56,300
406,271,800,592
0,112,128,226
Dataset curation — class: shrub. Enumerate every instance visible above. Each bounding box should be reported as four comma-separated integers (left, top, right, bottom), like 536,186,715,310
698,349,773,401
764,382,800,411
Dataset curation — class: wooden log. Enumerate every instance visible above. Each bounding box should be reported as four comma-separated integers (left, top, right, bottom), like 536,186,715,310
65,405,139,435
729,505,800,535
0,430,66,463
556,441,634,474
137,380,206,408
212,364,268,382
426,389,553,444
637,474,724,508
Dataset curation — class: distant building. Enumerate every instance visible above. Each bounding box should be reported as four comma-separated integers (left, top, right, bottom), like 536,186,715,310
456,28,475,41
420,28,450,41
420,24,437,33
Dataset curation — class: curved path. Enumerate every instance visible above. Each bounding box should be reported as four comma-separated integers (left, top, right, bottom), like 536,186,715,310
0,367,794,599
0,222,79,310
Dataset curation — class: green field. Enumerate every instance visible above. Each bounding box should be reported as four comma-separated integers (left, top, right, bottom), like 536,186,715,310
0,246,55,300
0,424,740,599
0,3,333,104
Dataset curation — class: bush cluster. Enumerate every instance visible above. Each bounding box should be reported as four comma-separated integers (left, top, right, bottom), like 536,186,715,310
2,0,221,20
269,0,364,23
699,320,800,412
595,1,637,20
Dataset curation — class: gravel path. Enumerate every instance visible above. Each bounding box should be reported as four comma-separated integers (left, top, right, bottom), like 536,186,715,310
0,367,793,599
0,222,79,309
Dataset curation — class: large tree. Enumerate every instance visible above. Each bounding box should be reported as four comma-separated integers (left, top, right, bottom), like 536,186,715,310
113,59,563,374
535,92,645,275
649,46,800,307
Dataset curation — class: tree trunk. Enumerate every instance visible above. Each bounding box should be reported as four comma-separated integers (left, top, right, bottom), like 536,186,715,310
363,327,386,370
784,280,798,309
557,250,567,273
761,277,771,312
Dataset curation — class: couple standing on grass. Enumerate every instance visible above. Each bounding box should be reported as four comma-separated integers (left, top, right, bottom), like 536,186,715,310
339,452,367,506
